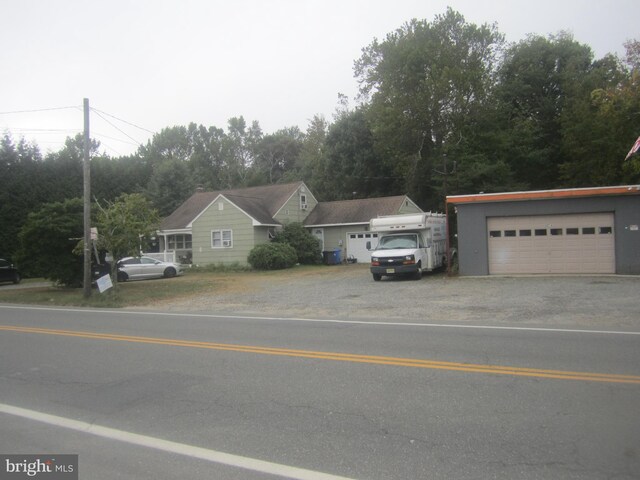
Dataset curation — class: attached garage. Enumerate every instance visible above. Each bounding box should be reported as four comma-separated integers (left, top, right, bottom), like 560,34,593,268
447,186,640,276
347,232,379,263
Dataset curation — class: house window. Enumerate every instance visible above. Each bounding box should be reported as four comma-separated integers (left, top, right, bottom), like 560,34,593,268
212,229,233,248
300,194,308,210
168,234,192,249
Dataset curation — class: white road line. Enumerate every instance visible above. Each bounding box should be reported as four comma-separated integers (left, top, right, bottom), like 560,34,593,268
1,304,639,336
0,403,355,480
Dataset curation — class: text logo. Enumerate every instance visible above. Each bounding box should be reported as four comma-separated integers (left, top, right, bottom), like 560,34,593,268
1,455,77,480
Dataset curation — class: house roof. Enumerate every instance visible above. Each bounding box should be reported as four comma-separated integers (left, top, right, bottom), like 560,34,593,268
446,185,640,205
160,182,304,230
303,196,413,226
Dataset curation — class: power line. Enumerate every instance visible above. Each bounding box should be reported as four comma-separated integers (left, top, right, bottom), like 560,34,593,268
91,109,141,145
91,131,140,147
0,105,80,115
90,107,155,134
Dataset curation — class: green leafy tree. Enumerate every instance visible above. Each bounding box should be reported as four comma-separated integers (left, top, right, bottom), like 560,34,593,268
145,159,195,216
95,193,161,284
319,108,391,201
496,33,595,189
295,115,328,187
355,8,504,207
558,40,640,185
0,134,43,258
15,198,84,286
223,117,262,187
254,127,303,184
273,222,321,264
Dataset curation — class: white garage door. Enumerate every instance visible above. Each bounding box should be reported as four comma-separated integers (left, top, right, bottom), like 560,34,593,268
487,213,615,274
347,232,379,263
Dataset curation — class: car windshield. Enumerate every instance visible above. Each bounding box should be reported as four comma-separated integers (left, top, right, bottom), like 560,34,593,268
377,234,418,249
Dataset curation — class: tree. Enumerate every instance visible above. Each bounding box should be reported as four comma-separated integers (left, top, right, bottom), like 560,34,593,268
355,8,504,207
558,51,638,186
15,198,84,286
254,127,303,184
145,159,194,216
0,134,43,258
496,33,595,189
319,108,391,201
223,117,262,187
296,115,329,186
95,193,161,284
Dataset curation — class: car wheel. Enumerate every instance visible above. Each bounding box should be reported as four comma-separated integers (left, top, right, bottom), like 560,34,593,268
117,271,128,282
163,267,177,278
372,273,382,281
13,273,21,284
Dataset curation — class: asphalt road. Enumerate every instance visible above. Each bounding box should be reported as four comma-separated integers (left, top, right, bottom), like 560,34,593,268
1,305,639,479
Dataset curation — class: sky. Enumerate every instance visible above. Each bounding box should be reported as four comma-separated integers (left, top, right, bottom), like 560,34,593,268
1,0,638,157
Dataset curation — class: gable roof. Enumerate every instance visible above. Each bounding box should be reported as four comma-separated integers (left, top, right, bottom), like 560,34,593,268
304,195,415,226
160,182,305,230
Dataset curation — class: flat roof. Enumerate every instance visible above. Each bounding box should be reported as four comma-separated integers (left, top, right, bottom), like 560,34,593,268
446,185,640,205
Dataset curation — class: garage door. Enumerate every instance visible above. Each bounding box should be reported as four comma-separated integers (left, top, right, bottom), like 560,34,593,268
487,213,615,274
347,232,379,263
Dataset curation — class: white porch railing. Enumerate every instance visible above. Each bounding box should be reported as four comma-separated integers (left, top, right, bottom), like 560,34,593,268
143,252,176,263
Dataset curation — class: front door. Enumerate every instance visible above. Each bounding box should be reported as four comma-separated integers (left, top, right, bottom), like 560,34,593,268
312,228,324,252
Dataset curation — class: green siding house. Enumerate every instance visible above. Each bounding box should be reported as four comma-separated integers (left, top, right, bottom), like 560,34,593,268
157,182,317,266
157,181,422,266
303,196,422,263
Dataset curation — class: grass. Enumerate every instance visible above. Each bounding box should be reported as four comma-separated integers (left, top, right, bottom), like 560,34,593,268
0,264,347,309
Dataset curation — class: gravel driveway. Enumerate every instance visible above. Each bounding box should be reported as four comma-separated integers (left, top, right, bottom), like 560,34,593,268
149,264,640,330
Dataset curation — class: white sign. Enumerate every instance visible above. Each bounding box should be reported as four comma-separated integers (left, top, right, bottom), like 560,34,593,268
91,227,98,240
96,274,113,293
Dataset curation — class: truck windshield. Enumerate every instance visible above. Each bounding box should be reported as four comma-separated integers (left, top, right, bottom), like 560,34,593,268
377,234,418,249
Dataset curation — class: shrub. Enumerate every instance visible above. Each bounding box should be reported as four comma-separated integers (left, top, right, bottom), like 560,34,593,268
273,223,322,264
248,243,298,270
15,198,84,286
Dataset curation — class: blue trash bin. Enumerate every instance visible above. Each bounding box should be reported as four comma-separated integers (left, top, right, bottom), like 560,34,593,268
333,249,342,264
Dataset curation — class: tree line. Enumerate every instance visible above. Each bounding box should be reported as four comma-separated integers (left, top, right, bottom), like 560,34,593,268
2,8,639,261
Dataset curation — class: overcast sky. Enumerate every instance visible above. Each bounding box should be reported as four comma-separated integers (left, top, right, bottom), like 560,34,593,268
1,0,638,157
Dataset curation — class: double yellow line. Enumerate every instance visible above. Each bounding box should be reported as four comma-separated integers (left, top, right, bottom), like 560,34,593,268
2,325,640,384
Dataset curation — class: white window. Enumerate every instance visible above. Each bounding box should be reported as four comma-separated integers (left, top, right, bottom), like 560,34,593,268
211,229,233,248
168,234,192,249
300,194,308,210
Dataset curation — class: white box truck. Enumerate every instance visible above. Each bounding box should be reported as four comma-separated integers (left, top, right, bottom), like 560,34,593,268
368,213,447,281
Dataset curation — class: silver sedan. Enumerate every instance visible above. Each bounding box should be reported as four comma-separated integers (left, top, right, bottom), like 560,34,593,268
116,256,183,282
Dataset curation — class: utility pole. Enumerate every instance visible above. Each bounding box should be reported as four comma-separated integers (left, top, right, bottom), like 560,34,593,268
434,154,456,275
82,98,91,298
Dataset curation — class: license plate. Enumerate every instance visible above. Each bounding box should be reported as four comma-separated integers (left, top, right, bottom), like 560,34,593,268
386,268,395,274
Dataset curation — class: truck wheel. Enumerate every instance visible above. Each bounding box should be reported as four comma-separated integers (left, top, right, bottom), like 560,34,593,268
414,264,423,280
372,273,382,281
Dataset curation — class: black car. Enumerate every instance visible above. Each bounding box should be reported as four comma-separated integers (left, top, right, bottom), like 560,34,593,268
0,258,21,284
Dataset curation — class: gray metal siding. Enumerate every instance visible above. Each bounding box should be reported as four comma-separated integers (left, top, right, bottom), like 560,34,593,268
455,195,640,275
